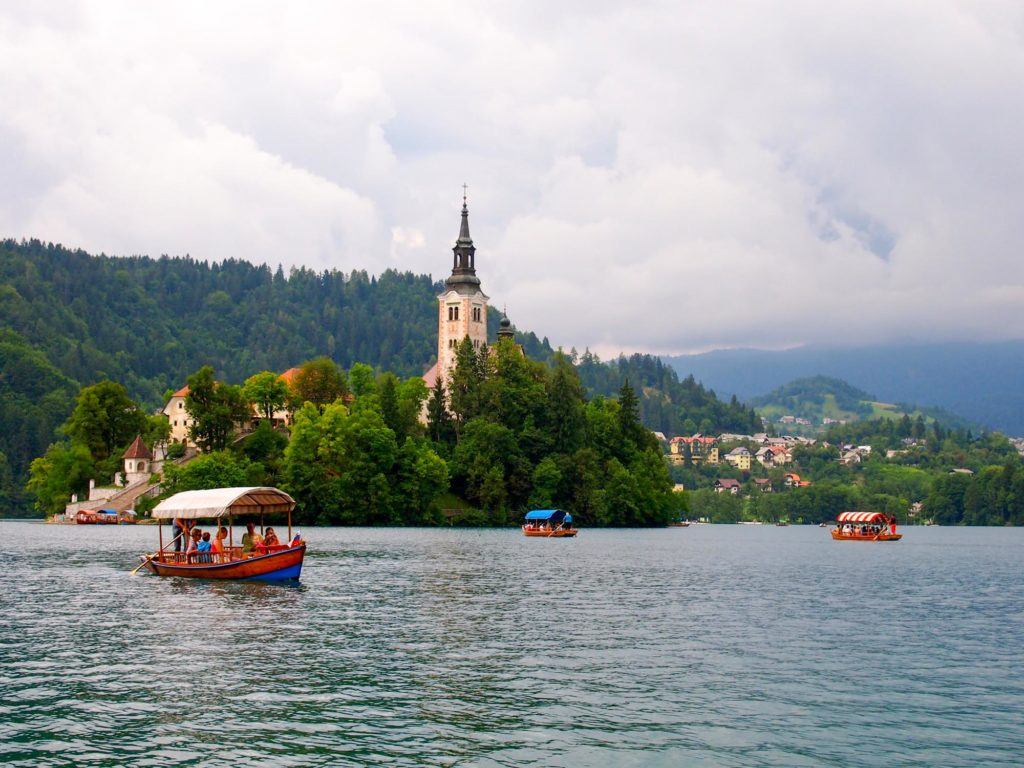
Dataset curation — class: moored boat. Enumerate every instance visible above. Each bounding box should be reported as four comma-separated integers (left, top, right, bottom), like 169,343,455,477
523,509,577,537
77,509,135,525
140,487,306,581
831,511,901,542
669,520,690,527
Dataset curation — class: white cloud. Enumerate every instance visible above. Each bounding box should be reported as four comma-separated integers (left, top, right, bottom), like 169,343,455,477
1,0,1023,354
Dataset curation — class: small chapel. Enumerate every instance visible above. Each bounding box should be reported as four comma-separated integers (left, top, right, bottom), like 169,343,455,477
422,193,516,390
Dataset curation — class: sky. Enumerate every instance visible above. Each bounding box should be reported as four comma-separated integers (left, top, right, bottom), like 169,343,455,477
2,1,1023,357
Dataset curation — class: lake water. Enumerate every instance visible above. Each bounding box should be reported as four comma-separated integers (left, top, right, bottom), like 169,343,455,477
0,522,1021,767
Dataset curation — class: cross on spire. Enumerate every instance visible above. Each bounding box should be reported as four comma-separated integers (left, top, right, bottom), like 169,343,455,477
462,182,469,204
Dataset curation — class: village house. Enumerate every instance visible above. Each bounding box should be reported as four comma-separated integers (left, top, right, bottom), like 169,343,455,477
724,446,752,471
783,472,811,488
840,450,862,466
163,367,302,447
714,478,742,495
755,446,791,468
668,434,720,465
753,478,773,493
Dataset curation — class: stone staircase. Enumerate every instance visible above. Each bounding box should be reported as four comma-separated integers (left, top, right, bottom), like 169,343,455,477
101,447,198,512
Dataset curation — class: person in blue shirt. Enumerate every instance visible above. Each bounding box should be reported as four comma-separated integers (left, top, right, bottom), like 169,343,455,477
196,531,212,563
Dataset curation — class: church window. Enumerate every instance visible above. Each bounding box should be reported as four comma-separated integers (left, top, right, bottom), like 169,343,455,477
472,306,481,323
178,402,183,409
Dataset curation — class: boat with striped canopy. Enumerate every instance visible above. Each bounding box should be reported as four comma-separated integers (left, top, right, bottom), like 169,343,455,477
139,487,306,581
831,511,901,542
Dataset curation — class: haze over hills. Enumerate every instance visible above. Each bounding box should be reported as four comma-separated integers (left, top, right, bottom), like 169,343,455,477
664,342,1024,435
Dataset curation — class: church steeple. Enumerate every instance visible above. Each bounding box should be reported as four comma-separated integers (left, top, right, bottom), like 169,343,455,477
446,187,480,293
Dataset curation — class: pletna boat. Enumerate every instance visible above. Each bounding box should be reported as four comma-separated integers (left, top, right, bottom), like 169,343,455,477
522,509,578,537
141,487,306,581
831,511,902,542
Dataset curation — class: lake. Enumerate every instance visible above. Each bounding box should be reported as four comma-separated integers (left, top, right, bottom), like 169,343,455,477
0,522,1021,767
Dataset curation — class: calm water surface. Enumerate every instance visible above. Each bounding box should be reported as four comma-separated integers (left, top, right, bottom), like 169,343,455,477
0,522,1021,767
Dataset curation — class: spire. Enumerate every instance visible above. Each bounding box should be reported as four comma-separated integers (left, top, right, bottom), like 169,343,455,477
498,306,514,340
446,187,480,293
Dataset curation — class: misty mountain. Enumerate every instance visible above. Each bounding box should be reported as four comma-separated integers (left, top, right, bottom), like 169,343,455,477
664,342,1024,435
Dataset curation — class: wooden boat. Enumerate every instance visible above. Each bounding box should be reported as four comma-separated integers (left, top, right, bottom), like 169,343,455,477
523,509,577,537
669,521,690,527
77,509,135,525
831,511,902,542
140,487,306,581
775,521,790,527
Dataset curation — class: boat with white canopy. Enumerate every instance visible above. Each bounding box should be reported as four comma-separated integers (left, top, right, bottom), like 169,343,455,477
139,486,306,581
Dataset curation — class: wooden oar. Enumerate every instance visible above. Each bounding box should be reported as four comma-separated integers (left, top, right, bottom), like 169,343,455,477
130,536,184,577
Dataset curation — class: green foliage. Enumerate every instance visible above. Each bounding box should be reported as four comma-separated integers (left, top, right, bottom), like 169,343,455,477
293,357,348,411
185,366,250,452
163,451,260,494
242,371,290,421
281,401,449,525
62,380,148,462
27,442,94,516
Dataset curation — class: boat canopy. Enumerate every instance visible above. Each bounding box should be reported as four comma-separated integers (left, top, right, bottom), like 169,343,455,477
837,511,888,523
524,509,572,523
151,487,296,520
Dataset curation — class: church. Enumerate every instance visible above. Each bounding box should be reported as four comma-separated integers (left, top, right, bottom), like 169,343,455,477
422,193,515,390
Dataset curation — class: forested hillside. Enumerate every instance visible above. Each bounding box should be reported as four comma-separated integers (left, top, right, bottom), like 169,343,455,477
1,239,762,514
750,375,973,431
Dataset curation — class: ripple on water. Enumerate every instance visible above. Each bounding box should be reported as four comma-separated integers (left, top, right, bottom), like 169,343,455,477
0,523,1022,767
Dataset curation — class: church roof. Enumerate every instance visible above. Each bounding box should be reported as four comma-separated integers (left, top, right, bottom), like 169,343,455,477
123,435,153,460
172,385,190,398
422,362,439,389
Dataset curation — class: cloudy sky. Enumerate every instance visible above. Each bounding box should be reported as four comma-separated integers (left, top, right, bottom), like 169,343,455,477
2,2,1023,356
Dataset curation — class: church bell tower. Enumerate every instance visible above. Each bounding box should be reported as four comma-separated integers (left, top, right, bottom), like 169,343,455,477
436,191,489,384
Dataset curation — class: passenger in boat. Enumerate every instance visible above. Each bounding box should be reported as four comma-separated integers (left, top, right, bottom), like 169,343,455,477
186,527,202,562
263,527,280,548
211,527,228,561
241,522,263,554
197,532,212,562
172,518,189,552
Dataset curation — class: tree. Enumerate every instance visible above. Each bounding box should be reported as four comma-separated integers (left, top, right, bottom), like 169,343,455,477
348,363,376,399
617,379,647,452
62,380,147,462
448,336,482,432
27,442,94,515
243,371,290,421
546,353,586,454
163,450,260,493
427,376,454,446
293,357,348,411
185,366,251,452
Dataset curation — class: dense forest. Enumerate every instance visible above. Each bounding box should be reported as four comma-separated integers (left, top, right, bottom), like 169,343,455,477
1,239,755,515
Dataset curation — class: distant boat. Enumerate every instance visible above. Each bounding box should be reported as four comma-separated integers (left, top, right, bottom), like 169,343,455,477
831,511,902,542
522,509,578,537
77,509,134,525
775,521,790,527
669,520,690,527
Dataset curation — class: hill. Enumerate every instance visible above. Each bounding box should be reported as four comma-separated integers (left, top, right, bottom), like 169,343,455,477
664,342,1024,434
750,375,974,433
0,239,756,513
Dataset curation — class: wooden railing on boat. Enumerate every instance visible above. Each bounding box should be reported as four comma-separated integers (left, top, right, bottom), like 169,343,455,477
155,544,293,565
